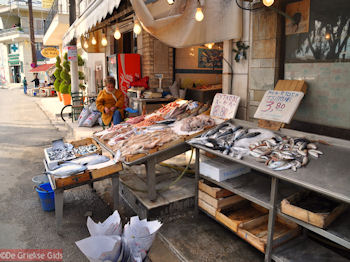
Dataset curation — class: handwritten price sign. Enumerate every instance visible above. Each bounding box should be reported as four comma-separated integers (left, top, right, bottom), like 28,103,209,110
254,90,304,123
210,93,240,119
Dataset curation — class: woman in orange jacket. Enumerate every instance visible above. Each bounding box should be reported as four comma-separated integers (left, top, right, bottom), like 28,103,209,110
96,76,125,126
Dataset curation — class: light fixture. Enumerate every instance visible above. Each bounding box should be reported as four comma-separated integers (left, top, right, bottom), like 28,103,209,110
205,43,214,49
195,7,204,22
83,39,89,49
114,27,121,40
133,19,142,35
262,0,274,7
91,34,97,45
101,35,108,47
325,33,331,40
167,0,174,4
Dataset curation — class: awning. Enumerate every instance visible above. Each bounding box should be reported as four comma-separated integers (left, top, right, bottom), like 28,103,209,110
130,0,242,48
30,63,55,73
63,0,121,46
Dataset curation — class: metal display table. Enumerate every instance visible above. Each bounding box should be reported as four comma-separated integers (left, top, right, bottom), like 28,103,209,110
43,160,120,233
94,137,191,201
188,119,350,262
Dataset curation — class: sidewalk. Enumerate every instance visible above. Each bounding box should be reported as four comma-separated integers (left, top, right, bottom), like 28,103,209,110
36,96,101,140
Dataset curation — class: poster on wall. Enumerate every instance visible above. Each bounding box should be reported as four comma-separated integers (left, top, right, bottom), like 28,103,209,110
198,48,223,69
285,0,350,62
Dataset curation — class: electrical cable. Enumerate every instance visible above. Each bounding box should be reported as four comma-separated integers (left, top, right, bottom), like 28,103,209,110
122,148,195,193
235,0,263,11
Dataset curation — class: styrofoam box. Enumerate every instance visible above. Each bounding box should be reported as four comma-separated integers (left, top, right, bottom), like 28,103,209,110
200,158,251,182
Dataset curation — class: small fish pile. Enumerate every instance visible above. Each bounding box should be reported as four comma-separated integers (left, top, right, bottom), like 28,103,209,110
249,136,323,171
47,144,75,161
190,122,266,159
180,115,215,132
114,129,180,158
134,115,165,127
73,144,98,156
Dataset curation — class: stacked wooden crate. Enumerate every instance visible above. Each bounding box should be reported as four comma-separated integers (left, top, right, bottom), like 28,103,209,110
198,179,300,253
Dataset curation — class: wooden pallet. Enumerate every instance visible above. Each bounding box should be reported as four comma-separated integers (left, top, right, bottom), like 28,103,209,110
258,80,308,131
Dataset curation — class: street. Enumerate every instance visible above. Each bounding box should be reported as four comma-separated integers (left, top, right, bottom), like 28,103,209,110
0,88,112,261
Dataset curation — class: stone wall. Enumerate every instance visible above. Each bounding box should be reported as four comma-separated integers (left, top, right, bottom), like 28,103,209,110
247,6,283,121
141,31,173,90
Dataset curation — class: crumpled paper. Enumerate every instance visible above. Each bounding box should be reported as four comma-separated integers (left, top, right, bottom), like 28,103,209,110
76,211,162,262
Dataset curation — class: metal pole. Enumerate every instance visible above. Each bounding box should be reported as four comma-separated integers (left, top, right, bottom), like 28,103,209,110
28,0,37,67
265,177,279,262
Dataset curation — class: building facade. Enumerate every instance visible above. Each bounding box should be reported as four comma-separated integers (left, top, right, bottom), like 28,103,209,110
0,1,50,86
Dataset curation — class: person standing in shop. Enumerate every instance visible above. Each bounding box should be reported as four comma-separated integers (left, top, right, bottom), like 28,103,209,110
96,76,124,126
22,77,27,95
31,74,39,88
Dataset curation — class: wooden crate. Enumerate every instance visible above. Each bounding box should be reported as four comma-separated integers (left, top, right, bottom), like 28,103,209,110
215,201,268,232
70,137,102,157
237,215,300,253
199,179,233,199
90,161,123,179
198,198,217,216
281,191,348,228
54,170,91,188
198,190,245,209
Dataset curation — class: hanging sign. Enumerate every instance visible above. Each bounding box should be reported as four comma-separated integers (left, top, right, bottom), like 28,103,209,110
41,47,59,58
254,90,304,124
210,93,241,120
67,46,77,61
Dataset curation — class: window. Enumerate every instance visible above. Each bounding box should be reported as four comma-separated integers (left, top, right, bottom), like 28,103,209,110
34,19,44,34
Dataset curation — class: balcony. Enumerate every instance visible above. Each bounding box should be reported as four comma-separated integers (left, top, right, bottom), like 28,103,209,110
0,27,44,43
43,0,69,46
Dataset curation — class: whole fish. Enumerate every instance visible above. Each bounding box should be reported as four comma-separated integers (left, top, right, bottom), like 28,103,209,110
268,160,287,169
274,162,294,171
202,122,229,137
236,132,261,141
233,129,248,141
47,163,86,177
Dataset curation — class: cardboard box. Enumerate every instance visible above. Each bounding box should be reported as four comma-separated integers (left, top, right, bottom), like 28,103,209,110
200,158,251,182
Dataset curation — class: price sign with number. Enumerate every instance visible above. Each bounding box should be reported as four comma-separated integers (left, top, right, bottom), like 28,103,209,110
210,93,241,120
254,90,304,123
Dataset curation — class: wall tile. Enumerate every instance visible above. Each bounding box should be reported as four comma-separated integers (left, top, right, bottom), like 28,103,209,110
249,67,275,90
252,39,276,59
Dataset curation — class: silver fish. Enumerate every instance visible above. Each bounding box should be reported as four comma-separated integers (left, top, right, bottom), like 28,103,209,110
307,143,317,149
268,160,287,169
274,162,294,171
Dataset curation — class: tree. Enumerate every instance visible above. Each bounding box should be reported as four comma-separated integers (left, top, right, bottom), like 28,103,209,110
59,53,71,94
78,55,86,91
53,56,62,92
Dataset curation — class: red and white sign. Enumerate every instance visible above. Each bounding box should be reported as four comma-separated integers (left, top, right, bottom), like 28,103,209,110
67,46,77,62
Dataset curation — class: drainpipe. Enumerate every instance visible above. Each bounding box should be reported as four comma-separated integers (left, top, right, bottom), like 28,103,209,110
222,40,233,94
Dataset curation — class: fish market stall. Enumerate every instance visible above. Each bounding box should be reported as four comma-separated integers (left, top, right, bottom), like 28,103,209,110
93,95,241,202
188,120,350,261
42,138,123,232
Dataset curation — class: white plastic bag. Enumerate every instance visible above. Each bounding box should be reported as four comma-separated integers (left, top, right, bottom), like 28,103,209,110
78,107,91,127
123,216,162,261
82,111,101,127
76,235,122,262
87,210,122,236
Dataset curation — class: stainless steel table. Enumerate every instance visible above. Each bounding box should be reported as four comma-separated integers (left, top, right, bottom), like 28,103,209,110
188,119,350,262
43,160,120,234
94,137,191,201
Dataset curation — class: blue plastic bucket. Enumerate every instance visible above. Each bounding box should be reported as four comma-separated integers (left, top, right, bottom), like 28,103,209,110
36,183,55,211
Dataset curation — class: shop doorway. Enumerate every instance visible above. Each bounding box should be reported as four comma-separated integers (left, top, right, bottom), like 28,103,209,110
11,66,21,83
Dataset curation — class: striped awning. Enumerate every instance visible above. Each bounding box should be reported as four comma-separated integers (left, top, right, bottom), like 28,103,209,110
63,0,121,46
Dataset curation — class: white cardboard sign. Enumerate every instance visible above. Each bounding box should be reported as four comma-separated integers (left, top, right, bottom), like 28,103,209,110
210,93,240,120
67,45,77,62
254,90,304,123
